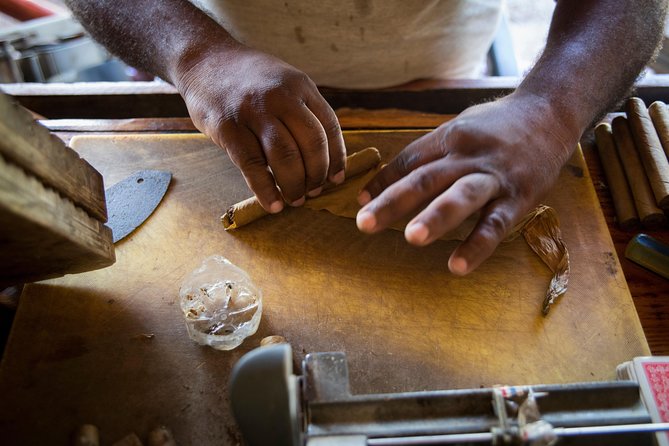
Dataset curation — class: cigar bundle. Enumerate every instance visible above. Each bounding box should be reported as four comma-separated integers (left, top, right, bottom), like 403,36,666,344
594,97,669,229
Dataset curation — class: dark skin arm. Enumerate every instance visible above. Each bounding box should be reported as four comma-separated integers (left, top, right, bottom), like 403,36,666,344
357,0,667,274
66,0,347,213
67,0,666,275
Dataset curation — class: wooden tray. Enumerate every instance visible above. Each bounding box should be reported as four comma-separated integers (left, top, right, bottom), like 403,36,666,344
0,131,649,443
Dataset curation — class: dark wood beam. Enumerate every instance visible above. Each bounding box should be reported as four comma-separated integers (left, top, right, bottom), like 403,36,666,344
3,74,669,119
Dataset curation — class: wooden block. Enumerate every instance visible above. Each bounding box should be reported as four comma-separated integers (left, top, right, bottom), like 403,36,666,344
0,153,114,285
0,90,107,222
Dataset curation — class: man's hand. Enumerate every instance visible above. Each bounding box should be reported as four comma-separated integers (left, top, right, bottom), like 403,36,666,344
65,0,349,213
356,92,576,275
175,46,346,213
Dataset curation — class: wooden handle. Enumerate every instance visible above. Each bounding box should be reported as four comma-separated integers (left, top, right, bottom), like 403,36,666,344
594,123,639,230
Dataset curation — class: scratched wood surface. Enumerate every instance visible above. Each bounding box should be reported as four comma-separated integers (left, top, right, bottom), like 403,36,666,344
0,130,649,444
38,112,668,356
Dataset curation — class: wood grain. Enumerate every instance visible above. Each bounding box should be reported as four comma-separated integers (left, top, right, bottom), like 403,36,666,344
0,130,648,444
0,92,107,222
0,153,114,286
625,97,669,209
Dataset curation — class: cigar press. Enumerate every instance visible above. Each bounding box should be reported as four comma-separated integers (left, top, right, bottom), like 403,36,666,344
229,344,669,446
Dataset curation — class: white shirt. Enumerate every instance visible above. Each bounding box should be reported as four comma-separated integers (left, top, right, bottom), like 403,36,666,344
190,0,502,89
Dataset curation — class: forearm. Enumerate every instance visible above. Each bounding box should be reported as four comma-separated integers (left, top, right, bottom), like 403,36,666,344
520,0,667,140
64,0,238,84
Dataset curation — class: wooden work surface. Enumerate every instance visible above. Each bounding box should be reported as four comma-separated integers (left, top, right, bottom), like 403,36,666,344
36,112,669,356
0,122,650,443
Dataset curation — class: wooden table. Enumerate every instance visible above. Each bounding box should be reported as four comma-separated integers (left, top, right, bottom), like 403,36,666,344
36,109,669,357
0,82,667,444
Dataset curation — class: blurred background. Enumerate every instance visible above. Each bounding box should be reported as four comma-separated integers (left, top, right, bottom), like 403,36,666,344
0,0,150,83
1,0,667,84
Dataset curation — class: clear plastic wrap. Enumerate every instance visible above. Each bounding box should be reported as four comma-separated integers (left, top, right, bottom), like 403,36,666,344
179,255,262,350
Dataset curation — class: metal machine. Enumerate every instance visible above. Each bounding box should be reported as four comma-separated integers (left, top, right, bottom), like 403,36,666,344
230,344,669,446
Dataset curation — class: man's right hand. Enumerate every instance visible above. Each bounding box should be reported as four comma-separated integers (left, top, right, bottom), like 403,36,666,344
174,45,347,213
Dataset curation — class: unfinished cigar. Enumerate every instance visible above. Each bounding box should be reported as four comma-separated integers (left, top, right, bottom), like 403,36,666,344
222,147,382,229
611,116,666,228
648,101,669,158
72,424,100,446
626,97,669,209
594,123,639,230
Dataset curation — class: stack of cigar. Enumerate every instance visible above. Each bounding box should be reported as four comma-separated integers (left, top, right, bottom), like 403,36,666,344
595,97,669,230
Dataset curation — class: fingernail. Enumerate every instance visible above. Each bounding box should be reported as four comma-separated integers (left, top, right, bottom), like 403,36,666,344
269,201,284,214
357,190,371,206
290,196,305,207
332,170,345,185
405,222,429,244
307,186,323,198
356,210,376,232
449,256,468,276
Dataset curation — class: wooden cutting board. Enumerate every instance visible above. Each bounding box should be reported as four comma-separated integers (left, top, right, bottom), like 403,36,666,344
0,131,649,444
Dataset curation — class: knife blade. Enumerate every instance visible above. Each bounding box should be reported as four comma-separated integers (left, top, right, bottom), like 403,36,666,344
105,170,171,243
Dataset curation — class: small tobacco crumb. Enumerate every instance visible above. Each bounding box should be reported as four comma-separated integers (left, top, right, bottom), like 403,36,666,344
132,333,155,340
260,335,287,347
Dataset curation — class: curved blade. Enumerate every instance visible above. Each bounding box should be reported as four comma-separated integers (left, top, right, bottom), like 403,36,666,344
106,170,171,243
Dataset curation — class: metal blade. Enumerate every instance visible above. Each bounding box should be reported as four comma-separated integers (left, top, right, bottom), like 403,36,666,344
105,170,171,243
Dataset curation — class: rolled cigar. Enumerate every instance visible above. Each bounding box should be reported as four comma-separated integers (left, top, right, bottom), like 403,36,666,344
648,101,669,158
625,97,669,208
594,123,639,230
611,116,666,228
222,146,382,229
72,424,100,446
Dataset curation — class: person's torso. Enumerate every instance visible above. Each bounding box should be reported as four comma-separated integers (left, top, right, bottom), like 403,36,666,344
190,0,502,88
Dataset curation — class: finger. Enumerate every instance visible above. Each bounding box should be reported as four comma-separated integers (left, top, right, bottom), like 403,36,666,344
251,118,307,206
305,93,346,185
217,125,284,213
358,131,448,206
279,102,329,197
356,158,475,234
447,201,517,276
404,173,500,246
